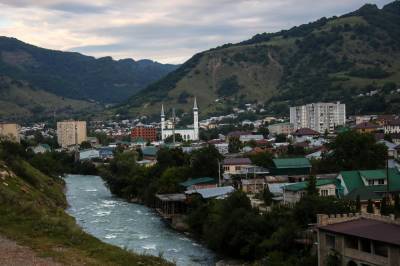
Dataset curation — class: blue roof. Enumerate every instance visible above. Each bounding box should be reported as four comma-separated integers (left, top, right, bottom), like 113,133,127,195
141,146,158,156
186,186,234,199
180,177,216,187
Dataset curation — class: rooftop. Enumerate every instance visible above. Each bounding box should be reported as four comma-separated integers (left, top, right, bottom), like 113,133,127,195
272,157,311,169
294,128,320,136
223,157,252,165
319,218,400,246
284,179,338,192
180,177,216,188
186,186,234,199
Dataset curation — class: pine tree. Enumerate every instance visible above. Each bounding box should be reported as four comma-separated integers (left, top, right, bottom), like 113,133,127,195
306,175,318,197
381,197,388,216
356,195,361,212
367,199,374,213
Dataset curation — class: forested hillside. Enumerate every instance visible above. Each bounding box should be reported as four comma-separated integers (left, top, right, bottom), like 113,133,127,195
121,1,400,118
0,37,177,103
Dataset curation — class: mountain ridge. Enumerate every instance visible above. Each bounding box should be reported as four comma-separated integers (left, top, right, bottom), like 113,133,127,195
0,36,178,104
119,1,400,119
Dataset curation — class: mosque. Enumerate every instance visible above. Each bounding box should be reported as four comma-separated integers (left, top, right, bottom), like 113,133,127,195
161,98,199,141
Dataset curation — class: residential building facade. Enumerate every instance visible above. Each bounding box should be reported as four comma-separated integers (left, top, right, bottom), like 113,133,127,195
268,122,294,135
57,121,87,148
131,126,157,142
290,102,346,133
317,213,400,266
223,158,253,175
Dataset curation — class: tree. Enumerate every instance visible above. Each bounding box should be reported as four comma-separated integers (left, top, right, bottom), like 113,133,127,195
228,136,242,153
258,124,270,138
275,134,287,143
306,175,318,197
157,166,189,193
380,197,389,216
80,141,92,149
330,131,388,170
394,194,400,211
164,133,183,143
249,151,274,168
356,195,361,212
263,186,274,206
190,145,222,178
367,199,374,213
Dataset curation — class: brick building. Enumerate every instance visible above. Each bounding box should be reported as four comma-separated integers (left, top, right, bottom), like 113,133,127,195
131,126,157,142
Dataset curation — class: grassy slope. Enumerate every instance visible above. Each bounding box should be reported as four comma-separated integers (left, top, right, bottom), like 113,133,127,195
0,160,171,265
122,2,400,118
0,76,98,121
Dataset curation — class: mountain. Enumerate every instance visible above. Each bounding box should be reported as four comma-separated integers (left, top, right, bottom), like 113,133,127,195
0,37,178,104
121,1,400,119
0,76,98,121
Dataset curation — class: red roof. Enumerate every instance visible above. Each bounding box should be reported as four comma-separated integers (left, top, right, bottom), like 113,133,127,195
294,128,320,136
355,122,379,129
387,119,400,126
319,218,400,246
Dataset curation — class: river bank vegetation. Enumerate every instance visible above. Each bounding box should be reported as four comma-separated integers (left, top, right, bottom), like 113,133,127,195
0,140,171,265
100,144,358,265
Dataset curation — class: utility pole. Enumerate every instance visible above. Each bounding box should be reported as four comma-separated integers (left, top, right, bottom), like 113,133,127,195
172,108,176,145
218,159,221,187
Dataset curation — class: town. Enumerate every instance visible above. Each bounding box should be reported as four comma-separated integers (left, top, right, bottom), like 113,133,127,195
1,99,400,265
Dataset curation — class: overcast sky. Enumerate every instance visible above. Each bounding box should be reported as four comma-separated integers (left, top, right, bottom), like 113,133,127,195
0,0,393,64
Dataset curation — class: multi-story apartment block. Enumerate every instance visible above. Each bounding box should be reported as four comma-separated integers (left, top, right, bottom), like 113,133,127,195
290,102,346,133
0,123,20,143
131,125,157,142
57,121,87,148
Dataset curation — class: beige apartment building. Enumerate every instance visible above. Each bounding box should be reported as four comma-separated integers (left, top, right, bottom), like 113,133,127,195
57,121,87,148
0,123,20,143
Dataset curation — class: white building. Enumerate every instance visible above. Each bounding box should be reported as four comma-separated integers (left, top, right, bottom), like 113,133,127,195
289,102,346,133
161,98,199,141
384,120,400,134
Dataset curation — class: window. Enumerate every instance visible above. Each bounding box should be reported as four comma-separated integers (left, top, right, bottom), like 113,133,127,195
235,166,241,171
378,179,384,185
326,234,335,249
360,238,371,253
320,189,329,196
345,236,358,250
368,180,374,186
373,241,388,257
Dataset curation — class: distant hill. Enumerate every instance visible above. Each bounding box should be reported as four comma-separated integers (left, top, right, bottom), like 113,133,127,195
0,76,98,121
121,1,400,119
0,37,177,104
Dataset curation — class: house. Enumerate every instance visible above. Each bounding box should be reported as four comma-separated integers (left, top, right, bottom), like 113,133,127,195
268,122,294,136
180,177,217,190
30,143,51,154
185,186,235,199
270,157,311,176
223,158,253,175
384,119,400,134
137,159,156,167
378,140,397,158
141,146,158,159
79,149,100,161
239,134,264,143
354,122,380,133
241,178,266,194
317,213,400,266
337,168,400,212
282,179,339,203
293,128,320,141
99,147,114,160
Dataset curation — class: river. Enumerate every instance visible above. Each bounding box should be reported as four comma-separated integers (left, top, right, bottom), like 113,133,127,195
64,174,216,266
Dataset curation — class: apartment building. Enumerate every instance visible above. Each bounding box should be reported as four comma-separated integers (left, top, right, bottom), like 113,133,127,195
131,125,157,142
57,121,87,148
0,123,20,143
290,102,346,133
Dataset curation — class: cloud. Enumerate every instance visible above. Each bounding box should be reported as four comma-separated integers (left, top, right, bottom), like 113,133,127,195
0,0,393,64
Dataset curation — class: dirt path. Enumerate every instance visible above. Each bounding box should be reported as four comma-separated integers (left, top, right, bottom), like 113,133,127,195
0,235,62,266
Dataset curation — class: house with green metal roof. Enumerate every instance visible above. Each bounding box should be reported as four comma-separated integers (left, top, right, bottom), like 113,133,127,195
283,179,340,203
180,177,217,190
337,168,400,202
270,157,311,175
